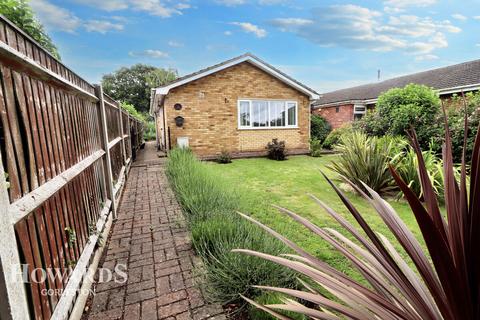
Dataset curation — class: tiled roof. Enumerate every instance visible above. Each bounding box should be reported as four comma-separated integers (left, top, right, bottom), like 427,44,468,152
159,53,319,96
314,59,480,107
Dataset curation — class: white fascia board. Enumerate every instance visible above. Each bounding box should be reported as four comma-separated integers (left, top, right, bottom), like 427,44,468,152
154,56,320,99
438,83,480,95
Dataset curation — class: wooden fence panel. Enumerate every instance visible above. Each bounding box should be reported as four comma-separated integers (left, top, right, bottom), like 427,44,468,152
0,15,143,320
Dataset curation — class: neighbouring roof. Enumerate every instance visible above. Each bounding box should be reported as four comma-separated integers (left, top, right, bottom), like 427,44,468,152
313,59,480,108
150,53,320,114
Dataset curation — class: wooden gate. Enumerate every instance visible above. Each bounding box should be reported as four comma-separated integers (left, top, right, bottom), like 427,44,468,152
0,15,144,320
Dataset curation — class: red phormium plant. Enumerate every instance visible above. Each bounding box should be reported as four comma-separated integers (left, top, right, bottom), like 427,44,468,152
234,110,480,319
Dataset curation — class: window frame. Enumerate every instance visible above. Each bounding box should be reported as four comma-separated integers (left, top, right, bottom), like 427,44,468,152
237,99,298,130
353,104,367,121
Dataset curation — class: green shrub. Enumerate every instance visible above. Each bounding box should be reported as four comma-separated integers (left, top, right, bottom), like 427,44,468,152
359,84,443,149
144,121,156,141
446,92,480,163
322,125,352,150
309,139,322,157
329,132,408,195
166,148,297,309
393,145,464,201
310,115,331,143
216,150,232,164
120,102,147,122
266,138,287,161
393,147,443,200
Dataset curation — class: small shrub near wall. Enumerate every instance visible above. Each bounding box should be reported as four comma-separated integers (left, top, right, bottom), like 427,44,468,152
166,149,297,313
310,139,322,157
216,150,232,164
266,138,287,160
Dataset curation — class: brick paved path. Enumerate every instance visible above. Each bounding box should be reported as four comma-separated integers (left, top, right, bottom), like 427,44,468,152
86,159,225,320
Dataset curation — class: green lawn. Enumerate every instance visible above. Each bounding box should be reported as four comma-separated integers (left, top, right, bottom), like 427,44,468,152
206,155,423,280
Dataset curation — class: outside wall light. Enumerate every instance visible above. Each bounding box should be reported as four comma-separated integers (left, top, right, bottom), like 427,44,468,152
175,116,185,127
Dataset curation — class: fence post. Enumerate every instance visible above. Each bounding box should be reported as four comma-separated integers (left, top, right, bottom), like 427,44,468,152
95,85,117,218
127,114,132,163
117,107,127,166
0,153,30,319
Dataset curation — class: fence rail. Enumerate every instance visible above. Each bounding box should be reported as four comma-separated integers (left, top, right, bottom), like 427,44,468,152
0,15,144,320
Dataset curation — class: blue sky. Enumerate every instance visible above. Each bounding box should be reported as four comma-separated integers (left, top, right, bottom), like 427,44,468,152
29,0,480,93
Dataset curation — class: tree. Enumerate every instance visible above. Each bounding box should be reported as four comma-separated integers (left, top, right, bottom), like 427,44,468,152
0,0,60,59
102,64,178,114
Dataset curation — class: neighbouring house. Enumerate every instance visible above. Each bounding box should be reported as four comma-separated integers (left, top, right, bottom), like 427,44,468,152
313,59,480,129
150,53,319,158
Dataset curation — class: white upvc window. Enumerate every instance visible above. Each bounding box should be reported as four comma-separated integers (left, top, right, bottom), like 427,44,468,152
237,99,298,129
353,104,366,121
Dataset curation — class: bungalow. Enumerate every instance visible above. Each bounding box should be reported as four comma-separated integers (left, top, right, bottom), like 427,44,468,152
313,59,480,129
150,53,319,158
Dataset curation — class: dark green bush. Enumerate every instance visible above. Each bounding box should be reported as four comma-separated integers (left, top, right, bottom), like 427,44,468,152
310,115,331,143
322,125,352,149
216,150,232,164
166,149,297,310
266,138,287,161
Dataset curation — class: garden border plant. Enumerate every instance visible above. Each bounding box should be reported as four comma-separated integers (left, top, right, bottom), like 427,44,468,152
165,148,297,314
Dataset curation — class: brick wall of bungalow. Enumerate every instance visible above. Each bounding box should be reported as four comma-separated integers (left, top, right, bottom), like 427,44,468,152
312,104,354,129
159,62,311,158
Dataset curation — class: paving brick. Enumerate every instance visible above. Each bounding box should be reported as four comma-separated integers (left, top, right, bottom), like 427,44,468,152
124,303,141,320
125,288,156,305
158,300,189,319
142,298,158,320
156,276,171,296
157,290,188,307
88,308,122,320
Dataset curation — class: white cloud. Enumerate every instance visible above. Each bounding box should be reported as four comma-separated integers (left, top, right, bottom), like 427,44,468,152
452,13,467,21
84,20,124,33
215,0,246,6
383,6,404,14
168,40,184,47
215,0,284,6
231,22,267,38
476,43,480,47
129,50,169,58
415,54,439,61
30,0,82,33
474,16,480,20
224,31,233,36
270,4,460,57
383,0,436,9
379,15,461,37
73,0,128,11
73,0,190,17
31,0,125,34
